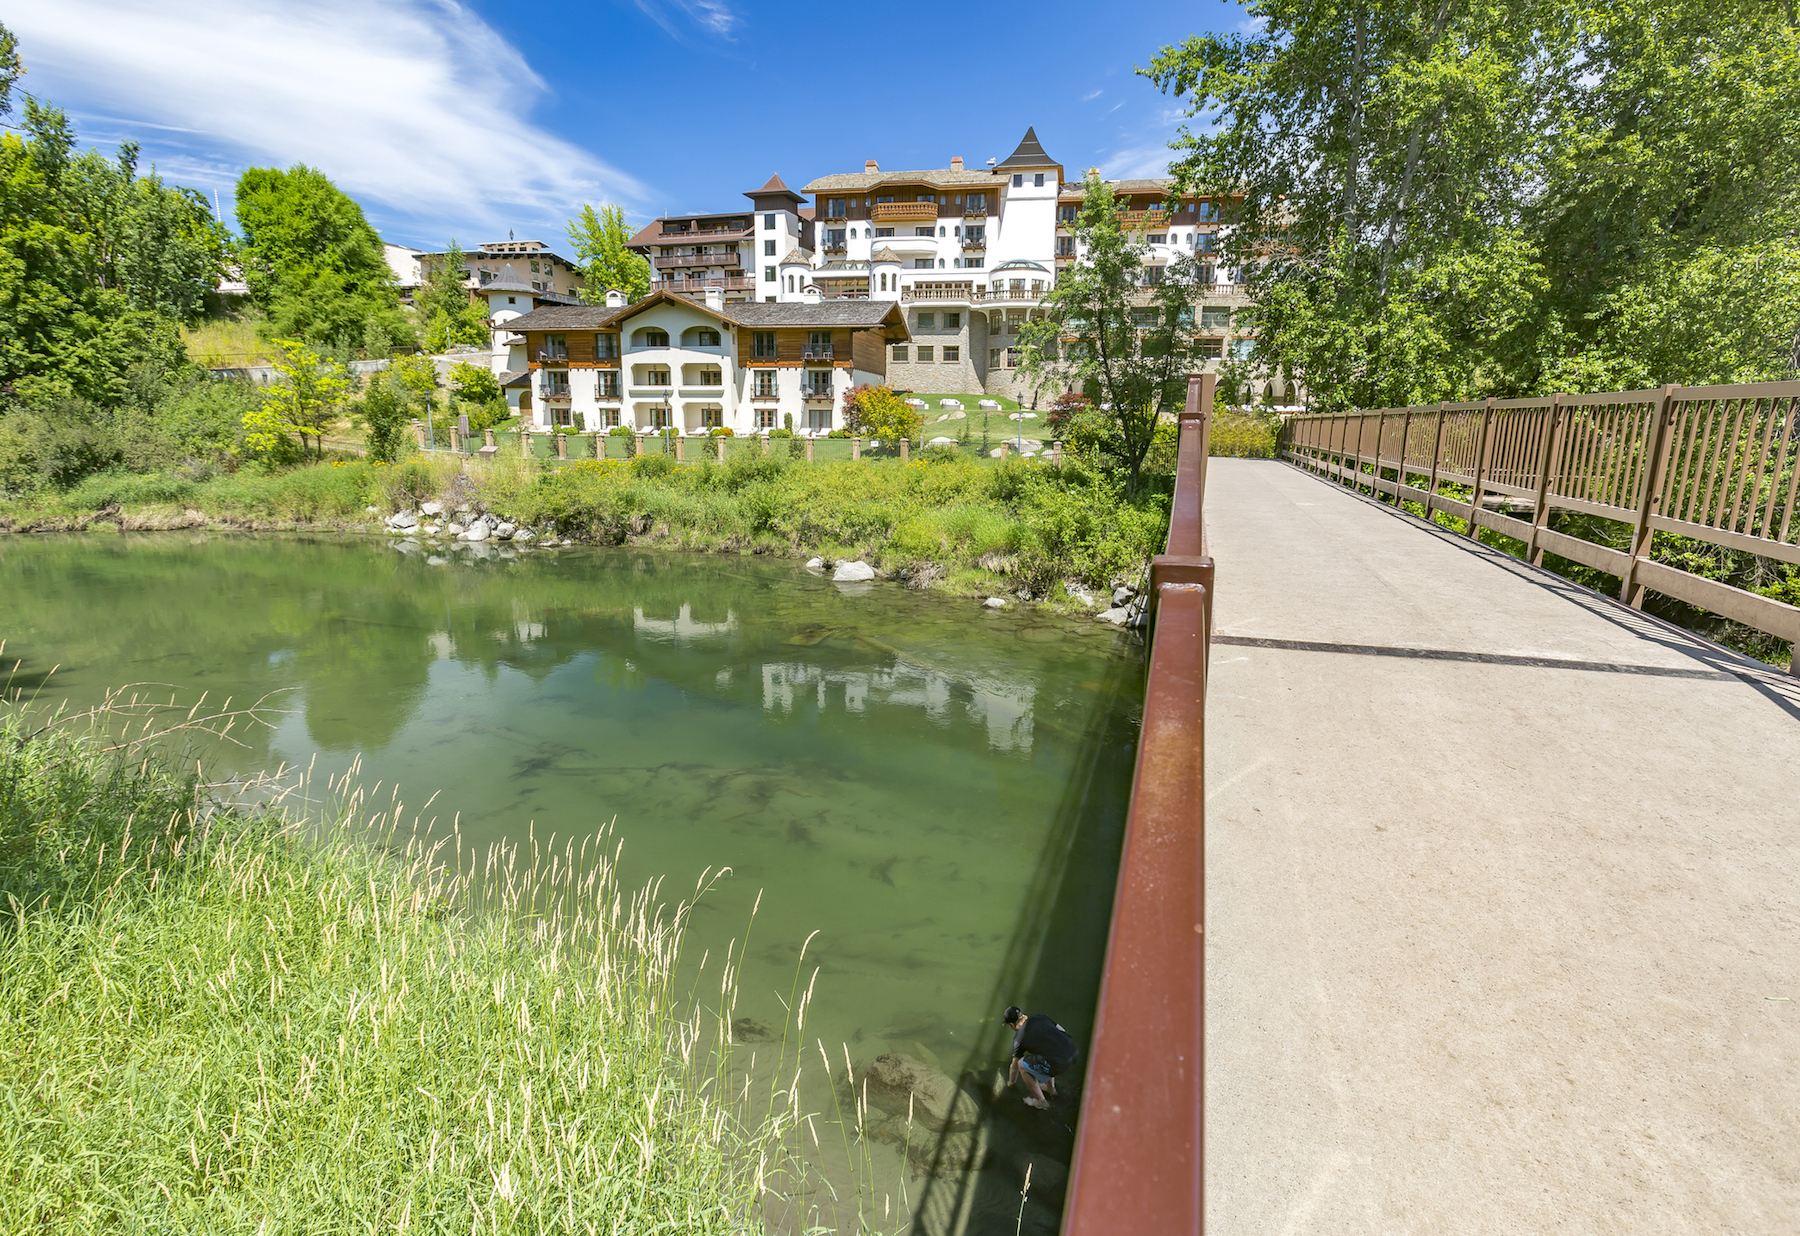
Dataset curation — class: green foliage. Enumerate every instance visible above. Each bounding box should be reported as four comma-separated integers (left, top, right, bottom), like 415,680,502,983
246,339,352,462
629,452,678,479
1019,172,1210,480
1207,407,1281,458
416,239,489,352
1144,0,1800,408
0,718,788,1233
0,21,19,118
567,204,651,303
355,379,409,463
841,384,924,443
234,164,405,347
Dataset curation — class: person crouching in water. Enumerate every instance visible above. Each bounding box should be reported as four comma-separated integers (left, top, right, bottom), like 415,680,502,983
1003,1006,1079,1110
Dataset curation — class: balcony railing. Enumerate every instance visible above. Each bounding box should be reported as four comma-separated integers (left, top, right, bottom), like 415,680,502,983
652,253,743,269
658,275,754,293
800,385,833,400
898,285,1048,303
627,385,673,397
963,206,988,218
536,349,568,363
961,235,987,248
801,345,834,360
1115,209,1171,229
678,386,725,398
870,202,939,223
658,223,749,238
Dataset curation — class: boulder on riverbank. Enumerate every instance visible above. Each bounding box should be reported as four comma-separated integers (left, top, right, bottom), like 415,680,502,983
833,560,877,583
851,1053,983,1132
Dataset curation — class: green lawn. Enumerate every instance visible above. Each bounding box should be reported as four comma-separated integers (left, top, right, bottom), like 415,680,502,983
894,390,1050,449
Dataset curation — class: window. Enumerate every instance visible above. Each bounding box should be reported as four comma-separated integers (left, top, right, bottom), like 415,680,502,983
827,198,846,217
756,408,776,429
1006,347,1021,368
1200,307,1232,329
1197,234,1217,254
765,239,777,256
1132,308,1159,328
544,370,570,396
1034,173,1045,187
754,370,777,396
1198,338,1223,358
543,333,568,360
918,345,934,363
939,226,947,237
892,345,909,362
530,260,541,272
1147,234,1166,245
764,213,776,229
825,229,845,247
939,259,946,268
598,371,620,397
915,227,934,237
701,407,722,428
1144,266,1165,284
786,275,795,292
807,407,832,432
1057,204,1079,222
1010,279,1025,292
645,368,670,385
917,312,935,329
1197,201,1218,222
1230,339,1255,360
943,345,960,363
1012,174,1022,187
945,312,960,328
753,331,777,358
913,259,933,270
685,327,721,346
803,370,832,397
507,295,517,304
969,193,987,211
878,273,888,291
634,328,667,348
876,195,895,204
602,408,621,427
764,266,776,281
1199,264,1217,286
698,366,722,385
964,225,985,243
651,407,671,429
964,257,983,268
874,227,894,238
596,333,619,359
1055,238,1075,257
531,281,543,291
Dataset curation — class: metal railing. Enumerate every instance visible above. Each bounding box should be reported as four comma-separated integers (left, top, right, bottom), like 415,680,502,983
896,286,1048,303
536,349,567,363
652,253,742,269
658,224,748,237
1065,372,1215,1236
801,344,833,360
1283,381,1800,670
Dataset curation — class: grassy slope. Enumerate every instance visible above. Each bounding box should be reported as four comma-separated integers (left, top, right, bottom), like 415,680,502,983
0,718,811,1232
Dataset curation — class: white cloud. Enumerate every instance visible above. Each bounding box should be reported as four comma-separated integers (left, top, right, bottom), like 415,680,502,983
1081,89,1104,102
7,0,647,245
1099,144,1173,181
629,0,741,40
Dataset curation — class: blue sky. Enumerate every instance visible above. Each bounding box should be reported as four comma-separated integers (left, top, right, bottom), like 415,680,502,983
4,0,1240,252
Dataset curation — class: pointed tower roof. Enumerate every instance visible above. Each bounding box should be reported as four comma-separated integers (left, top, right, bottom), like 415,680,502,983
745,173,805,207
994,127,1063,179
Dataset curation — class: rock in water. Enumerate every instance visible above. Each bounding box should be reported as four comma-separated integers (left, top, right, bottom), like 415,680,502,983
804,557,826,571
984,597,1007,609
494,522,516,539
833,560,876,582
854,1054,982,1132
1097,606,1130,625
730,1017,775,1043
463,523,490,542
388,510,419,530
513,530,535,543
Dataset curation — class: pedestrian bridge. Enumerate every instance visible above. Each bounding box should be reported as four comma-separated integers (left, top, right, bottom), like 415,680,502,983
1062,381,1799,1235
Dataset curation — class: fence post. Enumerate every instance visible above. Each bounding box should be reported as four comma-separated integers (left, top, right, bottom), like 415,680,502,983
1423,403,1449,523
485,428,496,449
1465,399,1495,539
519,428,529,457
1527,395,1567,566
1351,413,1368,493
1620,385,1681,605
897,437,906,461
1370,408,1387,500
1394,408,1414,505
673,434,684,462
806,436,816,463
853,436,862,461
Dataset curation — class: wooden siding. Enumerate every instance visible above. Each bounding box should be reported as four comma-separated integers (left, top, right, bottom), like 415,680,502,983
851,328,887,378
742,328,855,368
525,331,620,369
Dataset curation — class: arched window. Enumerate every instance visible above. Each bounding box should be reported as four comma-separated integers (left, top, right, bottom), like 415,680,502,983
939,226,946,237
634,328,669,348
849,228,857,239
786,275,794,292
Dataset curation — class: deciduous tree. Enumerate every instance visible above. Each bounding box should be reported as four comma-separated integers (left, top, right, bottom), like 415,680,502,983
247,339,351,461
567,204,650,303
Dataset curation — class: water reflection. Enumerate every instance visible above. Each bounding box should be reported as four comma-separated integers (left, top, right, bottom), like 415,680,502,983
0,533,1144,1235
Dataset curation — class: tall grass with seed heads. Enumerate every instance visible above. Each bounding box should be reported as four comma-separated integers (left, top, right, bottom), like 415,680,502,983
0,697,885,1233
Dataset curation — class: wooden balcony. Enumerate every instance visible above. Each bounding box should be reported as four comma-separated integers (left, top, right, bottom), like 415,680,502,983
870,202,939,224
1115,209,1171,229
653,252,743,270
659,223,749,238
658,275,754,294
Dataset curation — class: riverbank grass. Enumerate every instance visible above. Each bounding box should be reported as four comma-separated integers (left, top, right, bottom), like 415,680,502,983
0,717,801,1232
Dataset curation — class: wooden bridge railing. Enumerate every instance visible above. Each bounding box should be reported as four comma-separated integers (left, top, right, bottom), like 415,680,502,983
1065,373,1216,1235
1281,382,1800,673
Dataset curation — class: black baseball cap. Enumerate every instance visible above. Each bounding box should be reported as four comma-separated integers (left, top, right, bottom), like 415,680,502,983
1002,1006,1023,1025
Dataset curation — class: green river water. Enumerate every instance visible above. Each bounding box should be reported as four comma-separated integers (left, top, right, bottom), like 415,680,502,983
0,532,1145,1234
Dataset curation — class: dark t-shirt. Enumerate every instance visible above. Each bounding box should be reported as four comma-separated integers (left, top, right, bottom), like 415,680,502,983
1012,1014,1079,1067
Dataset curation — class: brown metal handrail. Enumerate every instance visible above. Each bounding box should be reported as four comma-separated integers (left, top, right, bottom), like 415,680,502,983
1065,372,1216,1236
1281,382,1800,672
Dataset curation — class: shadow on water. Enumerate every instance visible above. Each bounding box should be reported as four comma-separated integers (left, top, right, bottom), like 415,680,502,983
906,645,1143,1236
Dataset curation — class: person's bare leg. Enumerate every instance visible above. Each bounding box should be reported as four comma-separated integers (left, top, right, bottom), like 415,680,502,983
1022,1074,1048,1107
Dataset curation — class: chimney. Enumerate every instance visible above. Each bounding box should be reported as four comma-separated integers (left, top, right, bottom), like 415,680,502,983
704,286,724,312
950,156,964,171
865,159,879,174
801,283,821,305
604,288,625,307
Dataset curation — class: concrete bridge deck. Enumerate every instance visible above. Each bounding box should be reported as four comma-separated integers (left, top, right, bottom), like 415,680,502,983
1204,459,1799,1234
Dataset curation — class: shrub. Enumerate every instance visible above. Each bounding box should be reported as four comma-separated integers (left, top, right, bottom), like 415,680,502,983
629,452,678,479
